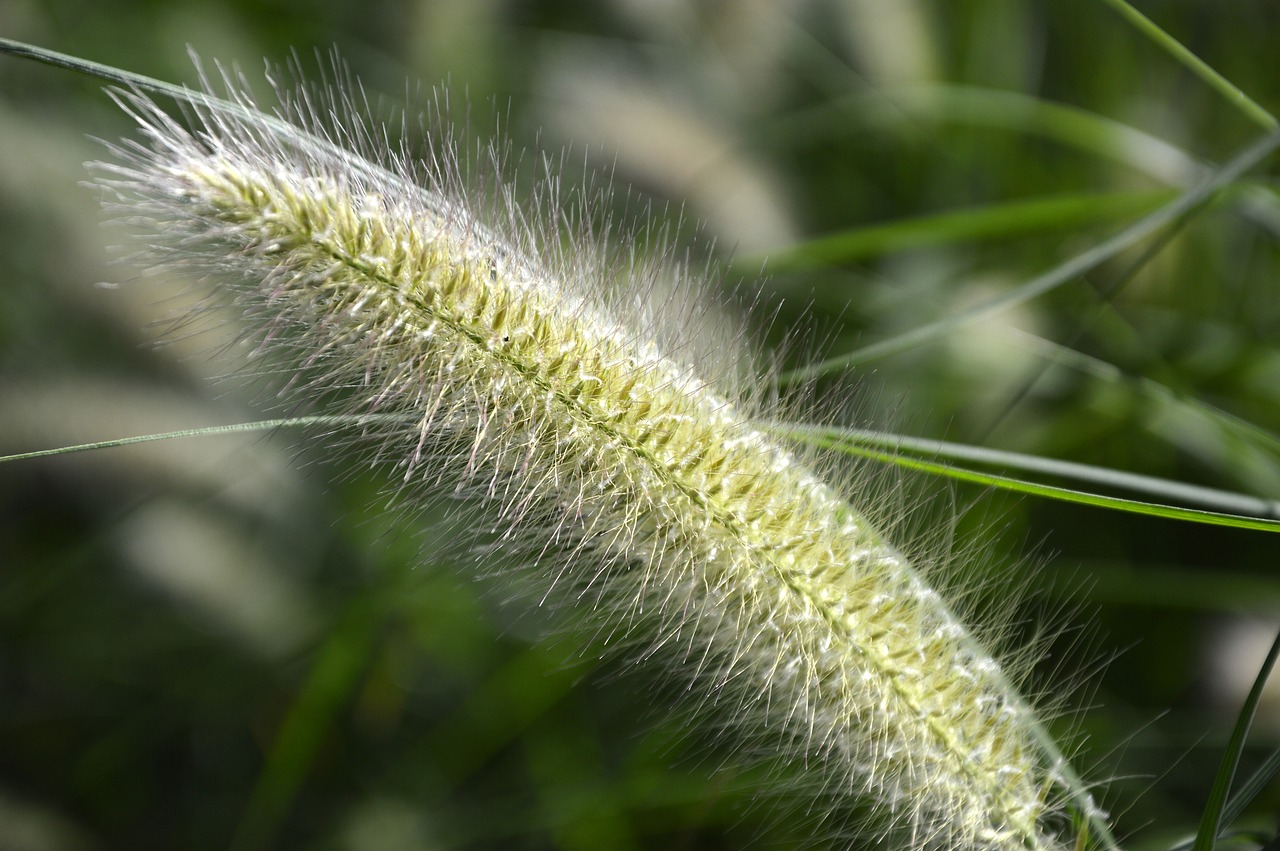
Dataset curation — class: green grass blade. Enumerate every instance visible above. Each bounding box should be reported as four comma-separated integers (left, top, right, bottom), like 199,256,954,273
1098,0,1278,131
788,424,1280,519
0,38,185,93
780,129,1280,383
778,129,1280,381
0,39,455,223
229,598,384,851
776,423,1280,533
1012,332,1280,463
758,189,1174,272
772,83,1280,240
0,414,412,464
775,84,1200,184
1191,626,1280,851
1221,748,1280,836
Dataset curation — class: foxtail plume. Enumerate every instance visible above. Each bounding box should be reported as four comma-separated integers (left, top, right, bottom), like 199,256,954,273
16,41,1113,850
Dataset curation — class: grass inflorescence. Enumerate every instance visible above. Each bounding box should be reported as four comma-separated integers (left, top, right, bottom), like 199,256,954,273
12,44,1115,850
7,4,1280,844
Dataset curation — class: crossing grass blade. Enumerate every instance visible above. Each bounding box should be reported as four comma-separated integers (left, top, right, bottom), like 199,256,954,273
1096,0,1278,132
1191,626,1280,851
777,423,1280,533
779,129,1280,381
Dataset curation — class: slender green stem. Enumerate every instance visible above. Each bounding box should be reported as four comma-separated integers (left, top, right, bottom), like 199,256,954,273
1192,626,1280,851
0,414,410,464
1097,0,1278,131
781,129,1280,382
780,423,1280,522
759,189,1174,272
778,424,1280,534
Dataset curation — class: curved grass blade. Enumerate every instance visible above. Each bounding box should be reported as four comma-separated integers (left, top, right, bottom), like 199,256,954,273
759,189,1174,273
0,39,463,229
1011,331,1280,464
1192,626,1280,851
1220,748,1280,834
0,415,410,465
786,424,1280,520
774,83,1199,184
1097,0,1278,132
780,128,1280,383
229,597,383,851
769,83,1280,240
776,423,1280,533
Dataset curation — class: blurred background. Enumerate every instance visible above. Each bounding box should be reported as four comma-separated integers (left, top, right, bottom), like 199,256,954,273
2,0,1280,848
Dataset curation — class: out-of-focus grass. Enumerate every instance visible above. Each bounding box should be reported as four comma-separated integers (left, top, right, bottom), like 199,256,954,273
2,1,1279,849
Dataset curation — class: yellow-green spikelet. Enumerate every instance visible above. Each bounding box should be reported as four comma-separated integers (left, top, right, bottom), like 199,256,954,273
99,85,1092,850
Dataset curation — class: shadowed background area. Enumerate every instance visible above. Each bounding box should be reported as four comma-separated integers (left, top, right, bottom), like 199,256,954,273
1,1,1279,848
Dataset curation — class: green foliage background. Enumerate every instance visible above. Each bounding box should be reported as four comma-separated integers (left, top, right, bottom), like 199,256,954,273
1,1,1279,848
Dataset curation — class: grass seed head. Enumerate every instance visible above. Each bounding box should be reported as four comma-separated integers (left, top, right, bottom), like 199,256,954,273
91,58,1111,850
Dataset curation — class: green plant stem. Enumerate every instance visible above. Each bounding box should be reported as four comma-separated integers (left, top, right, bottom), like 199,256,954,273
0,415,410,464
1097,0,1278,131
1192,626,1280,851
781,129,1280,382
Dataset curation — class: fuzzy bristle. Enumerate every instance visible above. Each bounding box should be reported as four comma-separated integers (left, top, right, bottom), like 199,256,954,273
91,67,1107,850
